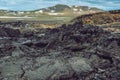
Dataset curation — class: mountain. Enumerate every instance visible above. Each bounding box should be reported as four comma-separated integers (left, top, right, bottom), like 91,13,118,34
34,4,103,15
39,4,71,12
0,4,103,16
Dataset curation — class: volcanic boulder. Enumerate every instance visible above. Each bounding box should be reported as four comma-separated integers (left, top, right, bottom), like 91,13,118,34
0,27,21,37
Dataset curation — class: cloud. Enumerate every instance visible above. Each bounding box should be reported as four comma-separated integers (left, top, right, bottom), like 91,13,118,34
0,6,8,10
0,0,119,10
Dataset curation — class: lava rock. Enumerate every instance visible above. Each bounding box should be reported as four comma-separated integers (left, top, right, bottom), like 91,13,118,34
0,27,21,37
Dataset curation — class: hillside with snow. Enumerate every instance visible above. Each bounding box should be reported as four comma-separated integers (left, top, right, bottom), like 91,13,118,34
0,4,103,17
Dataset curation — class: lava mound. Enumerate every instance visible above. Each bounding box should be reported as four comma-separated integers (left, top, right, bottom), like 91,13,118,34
72,10,120,25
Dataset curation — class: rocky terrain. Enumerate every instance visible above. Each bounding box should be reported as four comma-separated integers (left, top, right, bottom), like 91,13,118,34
72,10,120,25
71,10,120,33
0,17,120,80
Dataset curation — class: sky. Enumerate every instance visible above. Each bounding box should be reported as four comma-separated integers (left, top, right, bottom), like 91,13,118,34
0,0,120,11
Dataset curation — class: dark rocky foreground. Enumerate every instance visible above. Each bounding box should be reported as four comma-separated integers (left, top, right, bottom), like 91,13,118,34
0,21,120,80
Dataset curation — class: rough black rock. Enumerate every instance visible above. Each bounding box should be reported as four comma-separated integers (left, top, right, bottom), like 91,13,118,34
0,21,120,80
0,27,21,37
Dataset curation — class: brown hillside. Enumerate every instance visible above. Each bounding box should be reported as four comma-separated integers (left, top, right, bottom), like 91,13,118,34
71,10,120,25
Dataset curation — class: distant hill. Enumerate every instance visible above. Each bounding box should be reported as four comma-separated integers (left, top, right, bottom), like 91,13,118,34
35,4,103,15
0,4,103,16
39,4,71,12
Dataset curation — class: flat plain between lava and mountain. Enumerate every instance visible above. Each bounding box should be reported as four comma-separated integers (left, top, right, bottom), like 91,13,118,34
0,10,120,80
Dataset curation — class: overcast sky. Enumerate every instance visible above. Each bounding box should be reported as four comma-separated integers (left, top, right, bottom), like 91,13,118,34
0,0,119,11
